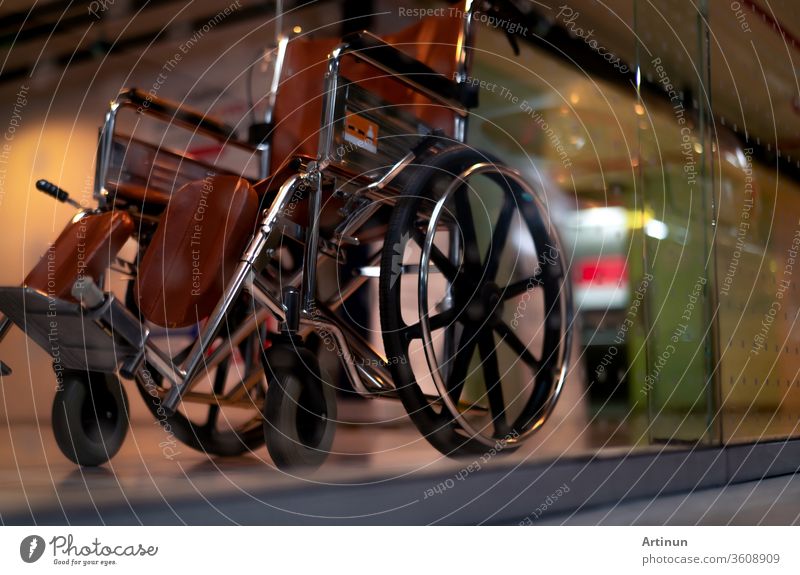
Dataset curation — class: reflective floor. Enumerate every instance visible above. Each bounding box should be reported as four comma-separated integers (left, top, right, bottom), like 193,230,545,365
538,473,800,525
3,392,796,524
0,375,651,524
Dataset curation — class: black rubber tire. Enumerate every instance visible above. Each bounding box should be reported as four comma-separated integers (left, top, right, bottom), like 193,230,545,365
380,145,565,457
381,146,504,457
52,371,129,467
263,346,337,470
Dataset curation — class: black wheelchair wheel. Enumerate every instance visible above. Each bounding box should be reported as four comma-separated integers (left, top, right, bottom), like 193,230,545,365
52,371,129,466
134,334,267,458
262,345,337,470
380,146,572,457
134,296,267,457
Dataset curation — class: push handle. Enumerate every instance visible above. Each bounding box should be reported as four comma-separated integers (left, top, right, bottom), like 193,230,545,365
36,179,69,202
36,179,82,209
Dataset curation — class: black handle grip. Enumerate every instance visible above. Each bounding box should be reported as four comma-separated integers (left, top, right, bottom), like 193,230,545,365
36,179,70,202
281,286,301,333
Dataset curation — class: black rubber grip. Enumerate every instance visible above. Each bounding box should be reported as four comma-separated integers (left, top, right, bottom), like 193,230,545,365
36,179,70,202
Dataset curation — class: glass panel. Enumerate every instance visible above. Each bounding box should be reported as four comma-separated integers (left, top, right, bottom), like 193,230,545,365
467,16,649,447
707,0,800,442
633,0,717,443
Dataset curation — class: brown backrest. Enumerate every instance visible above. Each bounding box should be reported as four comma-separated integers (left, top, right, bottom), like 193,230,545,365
134,175,259,328
270,14,465,174
25,211,134,301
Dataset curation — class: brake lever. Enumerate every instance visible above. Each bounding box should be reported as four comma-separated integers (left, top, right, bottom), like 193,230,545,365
505,30,520,56
488,0,525,56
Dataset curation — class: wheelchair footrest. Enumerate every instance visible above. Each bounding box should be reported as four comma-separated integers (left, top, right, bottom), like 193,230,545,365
0,286,139,372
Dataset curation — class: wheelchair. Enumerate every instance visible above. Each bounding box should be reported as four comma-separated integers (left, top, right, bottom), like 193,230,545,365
0,0,572,470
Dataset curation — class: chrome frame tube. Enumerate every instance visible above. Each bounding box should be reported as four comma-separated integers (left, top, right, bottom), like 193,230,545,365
454,0,477,85
454,0,478,143
143,339,184,385
200,306,271,375
332,148,420,245
361,148,417,193
301,172,323,314
94,102,120,207
255,35,289,179
298,305,394,397
0,316,11,341
318,46,343,169
257,143,270,180
245,275,391,398
94,89,271,208
245,272,286,323
324,251,382,310
264,36,288,126
300,45,347,311
333,201,382,245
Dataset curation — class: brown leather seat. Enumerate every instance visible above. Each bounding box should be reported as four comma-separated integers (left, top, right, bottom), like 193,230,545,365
25,211,134,302
134,175,259,328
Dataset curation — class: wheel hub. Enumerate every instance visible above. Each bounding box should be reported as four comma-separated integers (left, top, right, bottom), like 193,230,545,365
461,281,504,325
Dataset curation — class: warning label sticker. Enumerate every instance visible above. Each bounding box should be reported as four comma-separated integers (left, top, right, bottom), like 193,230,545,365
344,112,378,154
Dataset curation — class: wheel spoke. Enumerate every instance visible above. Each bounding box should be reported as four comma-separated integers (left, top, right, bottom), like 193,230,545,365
483,194,515,280
454,187,481,271
206,356,230,429
411,227,459,281
444,323,479,408
501,270,543,300
225,369,265,404
493,321,541,370
403,307,457,341
521,201,549,253
243,410,266,430
478,330,509,437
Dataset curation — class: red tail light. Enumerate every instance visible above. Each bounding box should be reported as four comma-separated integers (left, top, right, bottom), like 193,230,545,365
575,256,628,287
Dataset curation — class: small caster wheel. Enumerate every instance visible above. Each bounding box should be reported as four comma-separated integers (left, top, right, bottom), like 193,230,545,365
263,346,337,470
52,371,129,466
